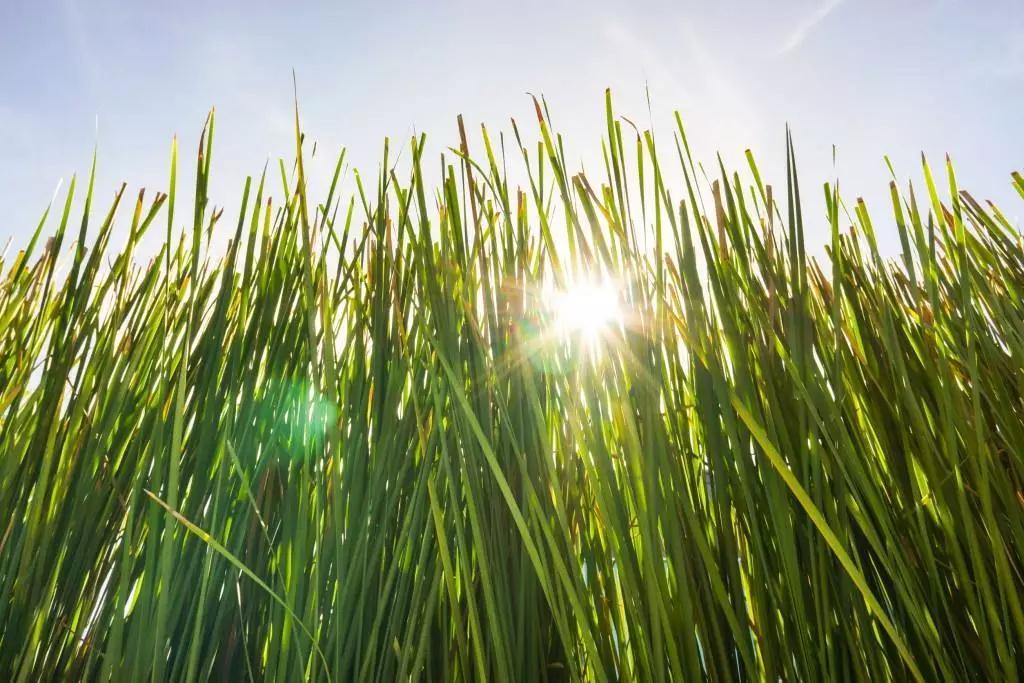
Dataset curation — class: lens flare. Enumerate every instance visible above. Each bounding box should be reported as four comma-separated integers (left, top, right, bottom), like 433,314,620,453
549,278,622,345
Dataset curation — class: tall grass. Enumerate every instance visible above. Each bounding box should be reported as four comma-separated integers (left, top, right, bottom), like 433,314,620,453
2,92,1023,681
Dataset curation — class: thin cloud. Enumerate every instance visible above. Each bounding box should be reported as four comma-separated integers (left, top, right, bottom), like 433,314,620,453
598,14,743,106
779,0,845,55
599,17,680,92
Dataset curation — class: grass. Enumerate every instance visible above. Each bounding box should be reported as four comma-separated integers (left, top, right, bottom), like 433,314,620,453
2,91,1024,681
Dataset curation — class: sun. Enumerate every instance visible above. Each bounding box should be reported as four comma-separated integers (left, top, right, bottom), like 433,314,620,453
548,278,623,345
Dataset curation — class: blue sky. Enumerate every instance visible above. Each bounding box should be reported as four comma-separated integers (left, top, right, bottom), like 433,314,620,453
1,0,1021,254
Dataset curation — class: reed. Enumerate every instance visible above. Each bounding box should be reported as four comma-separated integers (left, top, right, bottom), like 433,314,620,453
2,92,1023,681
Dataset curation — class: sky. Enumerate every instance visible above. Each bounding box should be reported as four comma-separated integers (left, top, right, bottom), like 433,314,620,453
1,0,1022,256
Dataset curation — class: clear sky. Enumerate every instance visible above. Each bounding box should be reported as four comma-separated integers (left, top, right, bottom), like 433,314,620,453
2,0,1021,254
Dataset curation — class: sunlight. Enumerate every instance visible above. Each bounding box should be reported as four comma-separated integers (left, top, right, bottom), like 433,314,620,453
548,278,623,345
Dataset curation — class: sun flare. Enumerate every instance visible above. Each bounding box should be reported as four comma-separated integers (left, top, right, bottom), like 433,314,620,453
548,278,623,344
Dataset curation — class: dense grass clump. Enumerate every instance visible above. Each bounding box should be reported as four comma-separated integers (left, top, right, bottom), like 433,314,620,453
2,93,1024,681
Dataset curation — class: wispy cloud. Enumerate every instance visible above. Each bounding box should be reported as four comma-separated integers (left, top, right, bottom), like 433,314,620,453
597,12,766,165
598,14,744,106
599,17,680,93
779,0,845,55
60,0,101,94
